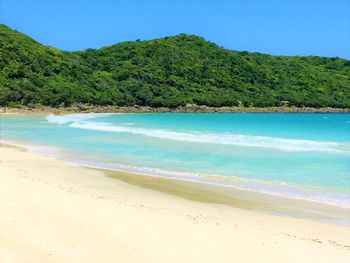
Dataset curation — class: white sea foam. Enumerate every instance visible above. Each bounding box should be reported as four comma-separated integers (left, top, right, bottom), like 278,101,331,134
46,113,350,154
46,113,114,124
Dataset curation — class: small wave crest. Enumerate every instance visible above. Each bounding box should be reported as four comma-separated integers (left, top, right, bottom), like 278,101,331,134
45,114,350,154
46,113,114,124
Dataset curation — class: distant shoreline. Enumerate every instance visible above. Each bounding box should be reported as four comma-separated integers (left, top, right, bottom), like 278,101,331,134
1,105,349,115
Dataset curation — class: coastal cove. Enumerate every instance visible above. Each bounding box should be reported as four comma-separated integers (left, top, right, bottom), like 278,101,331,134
2,1,350,262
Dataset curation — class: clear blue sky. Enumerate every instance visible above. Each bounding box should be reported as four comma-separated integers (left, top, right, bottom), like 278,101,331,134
1,0,349,58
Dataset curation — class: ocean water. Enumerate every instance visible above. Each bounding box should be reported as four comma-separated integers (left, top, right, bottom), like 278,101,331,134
1,113,349,207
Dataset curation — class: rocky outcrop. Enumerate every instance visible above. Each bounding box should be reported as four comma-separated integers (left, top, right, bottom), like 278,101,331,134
1,104,349,115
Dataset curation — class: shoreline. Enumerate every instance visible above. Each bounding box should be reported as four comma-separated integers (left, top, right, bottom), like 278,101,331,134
103,168,350,226
1,105,349,115
3,137,350,212
2,141,349,226
1,143,350,262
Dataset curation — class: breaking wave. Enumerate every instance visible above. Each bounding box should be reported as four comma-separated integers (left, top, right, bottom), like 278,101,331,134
46,114,350,154
46,113,114,124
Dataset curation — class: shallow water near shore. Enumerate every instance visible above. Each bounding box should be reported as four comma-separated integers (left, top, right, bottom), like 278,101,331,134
1,113,349,208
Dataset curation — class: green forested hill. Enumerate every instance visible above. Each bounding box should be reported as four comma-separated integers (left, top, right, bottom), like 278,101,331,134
1,24,349,108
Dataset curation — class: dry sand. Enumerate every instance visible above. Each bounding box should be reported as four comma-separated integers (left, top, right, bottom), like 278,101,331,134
0,144,350,263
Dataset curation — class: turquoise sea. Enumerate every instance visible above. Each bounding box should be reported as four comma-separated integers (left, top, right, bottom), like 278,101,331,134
1,113,349,207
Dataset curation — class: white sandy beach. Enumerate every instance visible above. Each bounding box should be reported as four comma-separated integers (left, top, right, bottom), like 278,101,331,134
0,144,350,263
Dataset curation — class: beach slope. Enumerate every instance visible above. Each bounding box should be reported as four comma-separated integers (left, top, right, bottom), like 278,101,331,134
0,145,349,263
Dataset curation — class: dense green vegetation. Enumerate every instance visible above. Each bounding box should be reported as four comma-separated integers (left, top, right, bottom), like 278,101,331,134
1,24,349,108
